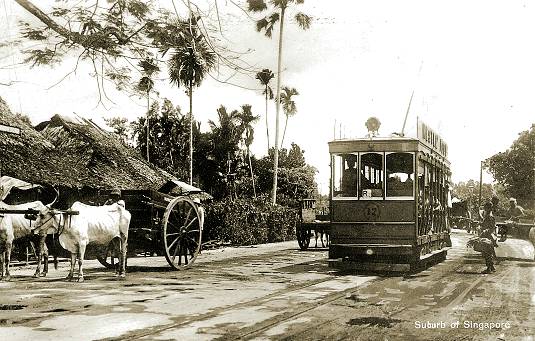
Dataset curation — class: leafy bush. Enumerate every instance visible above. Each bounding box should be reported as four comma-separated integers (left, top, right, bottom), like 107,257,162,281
202,196,298,246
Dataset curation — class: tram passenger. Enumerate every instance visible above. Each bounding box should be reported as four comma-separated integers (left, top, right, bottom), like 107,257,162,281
401,173,414,196
360,171,372,190
480,201,498,273
501,197,524,242
386,175,402,192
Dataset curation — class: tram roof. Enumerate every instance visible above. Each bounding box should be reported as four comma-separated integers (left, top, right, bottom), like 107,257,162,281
328,136,450,165
328,136,419,151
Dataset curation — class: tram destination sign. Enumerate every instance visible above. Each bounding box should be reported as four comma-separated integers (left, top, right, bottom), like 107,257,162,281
417,119,448,158
0,124,21,136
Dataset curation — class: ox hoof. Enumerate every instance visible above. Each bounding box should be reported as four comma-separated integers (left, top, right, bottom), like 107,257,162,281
119,273,126,279
77,276,84,283
3,275,11,281
41,272,47,278
33,273,39,278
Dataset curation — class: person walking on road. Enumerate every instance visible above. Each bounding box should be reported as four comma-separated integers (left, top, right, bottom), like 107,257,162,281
479,201,498,273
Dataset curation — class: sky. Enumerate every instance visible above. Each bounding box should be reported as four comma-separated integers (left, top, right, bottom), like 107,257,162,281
2,0,535,194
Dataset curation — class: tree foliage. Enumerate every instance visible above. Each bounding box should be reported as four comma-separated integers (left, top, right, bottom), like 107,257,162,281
130,98,193,180
247,0,311,204
104,116,129,144
255,143,317,207
256,68,275,152
279,86,299,147
12,1,244,105
486,126,535,205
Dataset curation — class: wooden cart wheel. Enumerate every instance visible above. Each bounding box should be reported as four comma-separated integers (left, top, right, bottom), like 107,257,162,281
163,197,202,270
296,226,311,250
96,241,127,269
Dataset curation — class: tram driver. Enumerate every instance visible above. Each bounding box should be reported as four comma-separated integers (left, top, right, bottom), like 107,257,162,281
341,155,357,196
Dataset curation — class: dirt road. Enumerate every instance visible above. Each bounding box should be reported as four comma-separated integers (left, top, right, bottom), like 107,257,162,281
1,229,534,340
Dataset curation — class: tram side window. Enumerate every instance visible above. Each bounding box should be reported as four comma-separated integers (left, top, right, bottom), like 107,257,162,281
360,152,383,198
386,152,414,198
333,154,357,197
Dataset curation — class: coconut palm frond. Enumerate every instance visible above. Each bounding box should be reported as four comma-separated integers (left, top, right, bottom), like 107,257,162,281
294,12,311,30
247,0,268,12
256,68,275,85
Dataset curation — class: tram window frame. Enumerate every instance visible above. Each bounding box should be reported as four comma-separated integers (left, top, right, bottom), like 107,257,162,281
385,152,415,200
359,152,384,200
331,153,358,199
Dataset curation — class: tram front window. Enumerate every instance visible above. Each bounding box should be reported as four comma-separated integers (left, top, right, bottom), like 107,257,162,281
333,154,357,197
386,152,414,198
360,152,383,198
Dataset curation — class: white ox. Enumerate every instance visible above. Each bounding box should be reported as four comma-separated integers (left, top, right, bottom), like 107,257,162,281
0,201,52,281
34,201,131,282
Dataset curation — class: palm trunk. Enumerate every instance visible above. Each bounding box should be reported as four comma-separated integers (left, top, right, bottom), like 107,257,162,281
265,87,270,153
146,88,150,163
281,114,289,149
248,147,257,198
189,83,193,185
272,6,285,205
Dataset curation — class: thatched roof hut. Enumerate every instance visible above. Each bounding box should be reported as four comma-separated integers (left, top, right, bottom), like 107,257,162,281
35,114,171,190
0,97,72,187
1,97,172,193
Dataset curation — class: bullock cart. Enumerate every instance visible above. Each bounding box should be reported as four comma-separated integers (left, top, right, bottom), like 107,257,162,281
296,199,331,250
92,189,202,270
0,207,78,264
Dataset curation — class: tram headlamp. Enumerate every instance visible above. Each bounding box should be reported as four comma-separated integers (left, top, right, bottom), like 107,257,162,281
365,248,374,255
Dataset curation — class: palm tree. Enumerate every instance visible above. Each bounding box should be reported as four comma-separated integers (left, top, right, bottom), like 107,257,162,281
237,104,260,197
166,17,216,185
279,86,299,148
247,0,311,204
208,106,243,200
137,58,159,162
255,69,274,153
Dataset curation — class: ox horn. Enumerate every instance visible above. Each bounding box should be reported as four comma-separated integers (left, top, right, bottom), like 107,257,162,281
47,187,59,207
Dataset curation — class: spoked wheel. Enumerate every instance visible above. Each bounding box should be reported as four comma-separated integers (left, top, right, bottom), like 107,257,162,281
296,226,311,250
96,240,126,269
163,197,202,270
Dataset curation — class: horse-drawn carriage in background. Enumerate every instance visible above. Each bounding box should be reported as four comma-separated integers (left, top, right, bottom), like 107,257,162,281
450,198,475,233
296,198,330,250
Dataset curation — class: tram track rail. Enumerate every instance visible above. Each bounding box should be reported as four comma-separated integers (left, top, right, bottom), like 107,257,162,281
114,249,489,341
223,254,512,340
105,270,376,341
109,232,521,340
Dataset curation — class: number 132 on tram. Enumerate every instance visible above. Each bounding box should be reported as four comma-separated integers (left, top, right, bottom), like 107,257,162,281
328,120,451,272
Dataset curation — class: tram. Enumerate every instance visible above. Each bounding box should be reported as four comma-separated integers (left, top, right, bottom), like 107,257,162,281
328,119,451,271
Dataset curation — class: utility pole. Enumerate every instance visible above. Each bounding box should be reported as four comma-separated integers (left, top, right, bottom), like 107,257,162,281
532,123,535,210
478,160,483,213
468,183,474,222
